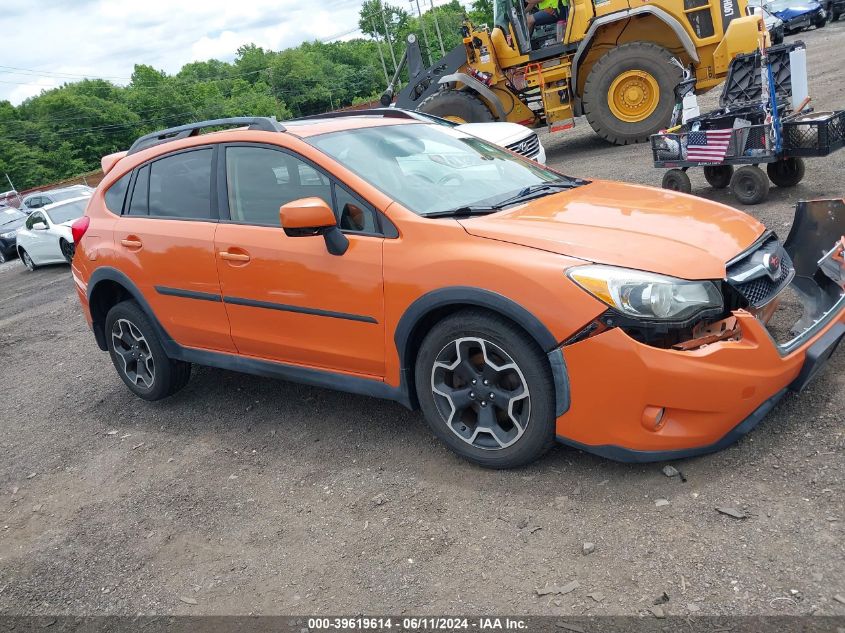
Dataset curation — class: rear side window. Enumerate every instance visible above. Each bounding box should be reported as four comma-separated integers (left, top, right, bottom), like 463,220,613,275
104,173,131,213
127,166,150,216
148,149,213,219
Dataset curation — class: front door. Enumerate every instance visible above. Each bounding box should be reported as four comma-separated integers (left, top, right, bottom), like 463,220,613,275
24,211,54,262
214,144,385,377
114,146,237,353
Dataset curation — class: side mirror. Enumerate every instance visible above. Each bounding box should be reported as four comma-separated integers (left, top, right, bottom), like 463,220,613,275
32,221,48,230
279,197,349,256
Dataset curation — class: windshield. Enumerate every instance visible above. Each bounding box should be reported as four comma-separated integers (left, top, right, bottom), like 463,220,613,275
311,124,577,216
1,207,25,225
46,199,87,224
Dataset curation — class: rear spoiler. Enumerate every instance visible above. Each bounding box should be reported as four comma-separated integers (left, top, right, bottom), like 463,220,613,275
101,151,128,176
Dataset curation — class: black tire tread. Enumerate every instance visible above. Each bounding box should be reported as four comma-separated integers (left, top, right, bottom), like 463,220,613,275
418,90,495,123
414,308,557,469
582,42,680,145
105,300,191,401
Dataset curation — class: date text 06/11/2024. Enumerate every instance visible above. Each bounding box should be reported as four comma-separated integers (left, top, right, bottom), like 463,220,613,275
306,617,529,630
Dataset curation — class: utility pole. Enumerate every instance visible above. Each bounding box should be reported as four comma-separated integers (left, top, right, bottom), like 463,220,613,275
429,0,446,57
380,2,399,76
413,0,434,65
370,15,391,84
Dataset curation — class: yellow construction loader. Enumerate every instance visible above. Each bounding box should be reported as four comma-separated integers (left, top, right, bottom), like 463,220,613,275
384,0,766,144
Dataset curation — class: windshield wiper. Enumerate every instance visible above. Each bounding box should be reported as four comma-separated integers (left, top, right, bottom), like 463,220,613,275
423,205,499,218
494,180,582,208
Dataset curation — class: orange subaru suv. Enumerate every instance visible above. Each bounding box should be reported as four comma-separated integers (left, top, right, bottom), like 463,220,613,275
71,111,845,468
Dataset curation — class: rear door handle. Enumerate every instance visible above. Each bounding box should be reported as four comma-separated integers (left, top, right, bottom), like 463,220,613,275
120,237,142,249
219,251,250,262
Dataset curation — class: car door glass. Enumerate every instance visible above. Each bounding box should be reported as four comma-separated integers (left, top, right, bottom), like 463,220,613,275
225,146,332,225
127,165,150,215
105,172,131,214
334,184,378,234
148,149,213,219
26,212,45,229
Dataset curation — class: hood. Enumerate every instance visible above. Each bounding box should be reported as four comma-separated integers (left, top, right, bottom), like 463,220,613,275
774,2,820,16
456,122,534,147
0,214,26,231
457,181,765,280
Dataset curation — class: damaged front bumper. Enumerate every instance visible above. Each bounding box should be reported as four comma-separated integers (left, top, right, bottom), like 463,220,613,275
555,199,845,462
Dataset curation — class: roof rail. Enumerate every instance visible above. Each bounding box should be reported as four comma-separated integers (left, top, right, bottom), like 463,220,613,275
127,116,285,155
292,108,418,122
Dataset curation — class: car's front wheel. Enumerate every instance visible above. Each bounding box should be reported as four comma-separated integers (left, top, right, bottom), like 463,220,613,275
415,310,557,469
19,249,36,271
105,300,191,401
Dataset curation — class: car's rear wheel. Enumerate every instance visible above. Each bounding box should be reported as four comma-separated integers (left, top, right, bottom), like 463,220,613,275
105,300,191,401
20,249,36,271
414,310,557,469
60,239,75,263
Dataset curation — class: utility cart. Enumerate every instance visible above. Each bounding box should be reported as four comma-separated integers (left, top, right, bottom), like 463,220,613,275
650,42,845,205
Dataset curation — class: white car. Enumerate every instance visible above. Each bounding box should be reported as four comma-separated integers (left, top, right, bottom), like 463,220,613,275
16,196,89,271
292,108,547,164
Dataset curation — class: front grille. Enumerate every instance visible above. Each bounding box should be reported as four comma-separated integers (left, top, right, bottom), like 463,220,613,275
726,236,794,308
507,133,540,158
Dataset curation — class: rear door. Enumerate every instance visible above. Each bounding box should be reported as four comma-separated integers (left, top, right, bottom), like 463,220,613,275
213,143,385,377
114,146,237,353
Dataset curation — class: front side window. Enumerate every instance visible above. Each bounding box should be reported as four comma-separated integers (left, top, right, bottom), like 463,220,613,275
25,212,46,229
310,123,575,216
46,199,88,225
147,149,213,219
225,146,332,225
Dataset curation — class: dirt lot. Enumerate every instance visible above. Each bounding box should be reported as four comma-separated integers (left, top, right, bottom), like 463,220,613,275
1,25,844,619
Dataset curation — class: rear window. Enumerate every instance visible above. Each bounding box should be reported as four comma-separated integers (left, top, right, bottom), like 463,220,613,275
46,199,88,225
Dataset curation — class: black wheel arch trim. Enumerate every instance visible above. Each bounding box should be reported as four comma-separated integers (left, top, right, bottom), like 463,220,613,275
85,267,412,407
394,286,571,416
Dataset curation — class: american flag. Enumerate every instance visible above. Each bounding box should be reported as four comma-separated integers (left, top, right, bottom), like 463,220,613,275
686,129,733,162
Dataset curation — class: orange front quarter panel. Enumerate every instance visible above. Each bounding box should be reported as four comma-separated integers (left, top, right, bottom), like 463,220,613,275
557,309,845,456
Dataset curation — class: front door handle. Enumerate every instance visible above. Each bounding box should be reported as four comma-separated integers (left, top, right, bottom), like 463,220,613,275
120,237,142,250
219,251,250,262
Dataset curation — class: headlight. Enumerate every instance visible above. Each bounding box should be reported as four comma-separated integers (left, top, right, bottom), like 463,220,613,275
567,265,723,321
0,230,17,239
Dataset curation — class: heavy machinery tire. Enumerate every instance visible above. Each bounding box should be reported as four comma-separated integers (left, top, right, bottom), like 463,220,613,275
703,165,734,189
582,42,680,145
418,90,495,124
767,157,806,187
662,169,692,194
731,166,769,205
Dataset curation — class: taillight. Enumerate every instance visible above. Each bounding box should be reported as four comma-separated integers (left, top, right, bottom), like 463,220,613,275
71,216,90,244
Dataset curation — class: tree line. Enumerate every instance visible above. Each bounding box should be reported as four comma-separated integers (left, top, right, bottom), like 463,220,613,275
0,0,493,191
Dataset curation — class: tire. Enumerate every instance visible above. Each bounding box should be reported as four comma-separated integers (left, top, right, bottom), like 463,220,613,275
772,29,784,45
418,90,495,124
0,250,6,264
662,169,692,194
20,249,36,271
703,165,734,189
814,12,826,26
414,309,557,469
767,157,805,187
105,300,191,401
59,239,75,263
582,42,680,145
731,166,769,205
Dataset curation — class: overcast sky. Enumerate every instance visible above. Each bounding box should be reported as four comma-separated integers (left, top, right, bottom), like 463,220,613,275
1,0,463,105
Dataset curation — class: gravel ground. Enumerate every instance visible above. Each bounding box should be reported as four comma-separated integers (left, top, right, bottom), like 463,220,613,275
1,24,843,618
